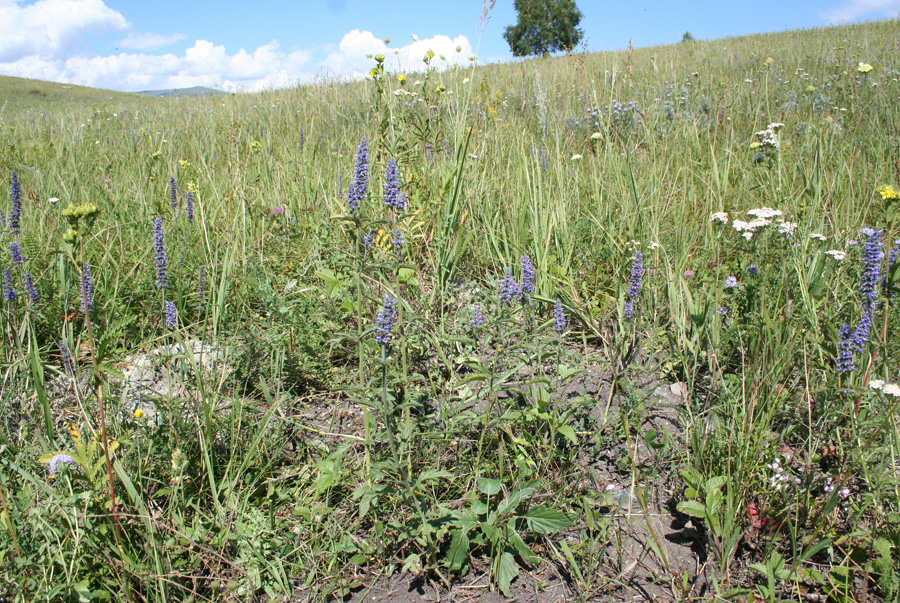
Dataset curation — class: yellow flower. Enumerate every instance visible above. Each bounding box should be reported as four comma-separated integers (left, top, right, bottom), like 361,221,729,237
134,409,145,419
877,184,899,200
857,62,873,73
251,141,262,149
397,73,407,84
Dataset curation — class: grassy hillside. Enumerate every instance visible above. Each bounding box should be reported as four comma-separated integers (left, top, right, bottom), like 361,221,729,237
0,17,899,602
0,74,154,114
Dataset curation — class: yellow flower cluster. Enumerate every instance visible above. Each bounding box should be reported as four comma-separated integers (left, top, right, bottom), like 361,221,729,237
876,184,899,200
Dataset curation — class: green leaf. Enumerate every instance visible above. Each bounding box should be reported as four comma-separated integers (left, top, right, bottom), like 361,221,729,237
496,551,518,596
557,425,578,445
417,469,453,485
676,500,706,519
496,480,539,516
447,529,469,573
507,526,541,566
524,507,573,534
477,477,502,496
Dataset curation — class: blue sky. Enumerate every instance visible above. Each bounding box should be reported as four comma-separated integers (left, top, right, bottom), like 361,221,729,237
0,0,898,92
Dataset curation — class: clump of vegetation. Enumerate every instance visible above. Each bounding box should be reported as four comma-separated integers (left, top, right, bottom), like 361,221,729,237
1,16,899,603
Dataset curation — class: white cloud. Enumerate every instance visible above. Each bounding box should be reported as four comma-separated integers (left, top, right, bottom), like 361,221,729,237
117,32,186,51
321,29,473,79
0,0,128,62
0,22,474,92
820,0,900,22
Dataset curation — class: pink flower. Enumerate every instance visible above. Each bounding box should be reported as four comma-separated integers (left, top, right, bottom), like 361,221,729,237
683,269,694,277
273,206,284,215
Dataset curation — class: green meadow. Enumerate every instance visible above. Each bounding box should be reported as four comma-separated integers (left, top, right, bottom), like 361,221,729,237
1,16,899,603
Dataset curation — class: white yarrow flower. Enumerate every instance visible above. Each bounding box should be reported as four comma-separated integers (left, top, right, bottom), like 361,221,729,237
825,250,847,261
710,211,729,223
884,383,900,397
869,379,886,390
747,207,783,219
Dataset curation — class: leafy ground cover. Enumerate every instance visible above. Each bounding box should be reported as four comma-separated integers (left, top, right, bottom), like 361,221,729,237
1,16,899,603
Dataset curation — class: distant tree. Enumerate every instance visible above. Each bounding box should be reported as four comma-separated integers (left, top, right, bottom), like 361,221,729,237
681,31,695,43
503,0,584,58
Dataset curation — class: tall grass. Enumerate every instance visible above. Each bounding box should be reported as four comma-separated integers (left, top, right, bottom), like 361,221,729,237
1,17,899,602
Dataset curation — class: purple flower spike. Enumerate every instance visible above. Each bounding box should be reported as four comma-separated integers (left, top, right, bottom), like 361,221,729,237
375,294,398,346
625,251,644,320
25,271,38,304
164,300,177,329
79,263,92,314
9,171,21,235
384,157,400,210
499,267,521,305
521,255,535,295
347,137,369,213
168,176,178,210
2,269,15,303
471,304,486,328
553,298,567,333
153,217,168,289
186,190,194,224
9,241,23,265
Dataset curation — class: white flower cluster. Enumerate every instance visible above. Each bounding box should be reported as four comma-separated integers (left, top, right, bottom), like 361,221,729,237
767,457,800,491
870,380,900,397
754,122,785,151
717,207,794,240
825,249,847,261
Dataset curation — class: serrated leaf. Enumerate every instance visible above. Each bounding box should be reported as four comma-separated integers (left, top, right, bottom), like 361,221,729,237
507,526,541,566
705,475,728,493
676,500,706,519
524,506,573,534
447,529,469,573
402,553,422,575
496,551,518,596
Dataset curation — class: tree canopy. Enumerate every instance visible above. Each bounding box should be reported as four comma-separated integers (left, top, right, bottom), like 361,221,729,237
503,0,584,58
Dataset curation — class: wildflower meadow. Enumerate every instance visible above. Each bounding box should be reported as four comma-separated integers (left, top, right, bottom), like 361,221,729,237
1,16,899,603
